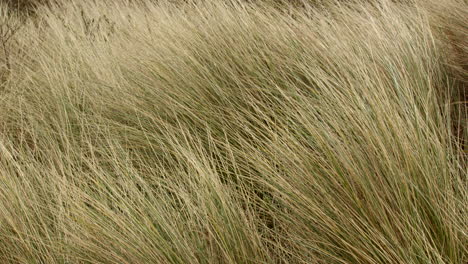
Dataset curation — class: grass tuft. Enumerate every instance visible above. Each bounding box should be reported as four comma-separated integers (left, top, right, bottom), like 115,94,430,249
0,0,466,263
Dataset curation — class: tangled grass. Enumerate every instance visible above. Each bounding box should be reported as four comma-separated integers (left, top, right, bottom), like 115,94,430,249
0,0,466,263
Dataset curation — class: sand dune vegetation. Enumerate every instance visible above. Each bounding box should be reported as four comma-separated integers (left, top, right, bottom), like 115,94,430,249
0,0,466,263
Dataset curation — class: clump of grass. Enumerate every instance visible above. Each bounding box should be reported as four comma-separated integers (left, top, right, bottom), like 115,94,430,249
0,0,49,15
0,0,466,263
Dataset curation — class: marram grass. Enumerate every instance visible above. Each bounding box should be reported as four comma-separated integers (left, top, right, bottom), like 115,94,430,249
0,0,466,263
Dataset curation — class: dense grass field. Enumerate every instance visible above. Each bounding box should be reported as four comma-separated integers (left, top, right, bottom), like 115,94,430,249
0,0,466,263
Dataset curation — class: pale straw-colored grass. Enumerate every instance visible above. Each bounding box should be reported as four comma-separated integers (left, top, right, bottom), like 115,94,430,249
0,0,466,263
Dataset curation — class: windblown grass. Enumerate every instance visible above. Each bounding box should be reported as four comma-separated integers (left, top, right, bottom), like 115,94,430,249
0,0,466,263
